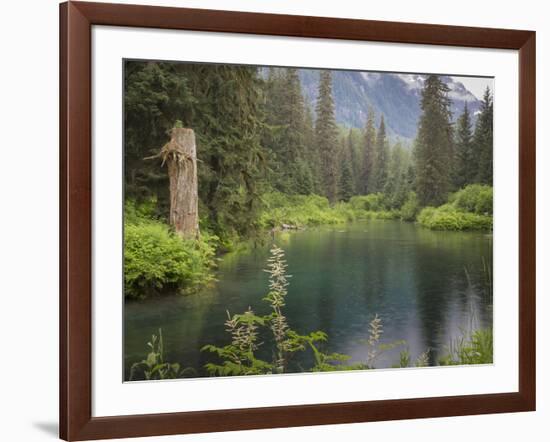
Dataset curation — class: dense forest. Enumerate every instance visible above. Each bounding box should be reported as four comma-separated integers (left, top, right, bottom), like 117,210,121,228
124,61,493,299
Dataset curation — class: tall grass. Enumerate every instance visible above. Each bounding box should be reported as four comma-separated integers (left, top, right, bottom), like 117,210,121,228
439,328,493,366
129,329,194,380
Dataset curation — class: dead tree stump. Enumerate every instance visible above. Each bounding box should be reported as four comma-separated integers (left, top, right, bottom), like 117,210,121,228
158,127,199,239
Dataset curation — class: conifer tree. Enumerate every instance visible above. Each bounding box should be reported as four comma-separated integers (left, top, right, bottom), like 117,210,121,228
315,71,339,203
473,87,493,185
372,115,389,193
303,103,319,192
414,75,453,206
384,141,410,208
346,129,361,195
339,136,354,201
361,108,376,194
124,61,194,206
281,68,313,194
454,102,475,189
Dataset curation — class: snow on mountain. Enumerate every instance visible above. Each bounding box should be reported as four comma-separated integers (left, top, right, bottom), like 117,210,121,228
299,70,483,141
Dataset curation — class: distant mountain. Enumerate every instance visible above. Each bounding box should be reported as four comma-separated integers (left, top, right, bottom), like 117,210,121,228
297,70,483,142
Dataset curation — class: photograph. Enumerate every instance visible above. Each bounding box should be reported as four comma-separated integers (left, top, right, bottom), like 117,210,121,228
123,60,494,381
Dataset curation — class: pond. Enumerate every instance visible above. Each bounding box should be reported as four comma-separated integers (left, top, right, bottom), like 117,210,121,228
124,220,493,379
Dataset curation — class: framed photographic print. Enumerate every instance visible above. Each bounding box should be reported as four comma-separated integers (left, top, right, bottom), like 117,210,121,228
60,1,536,440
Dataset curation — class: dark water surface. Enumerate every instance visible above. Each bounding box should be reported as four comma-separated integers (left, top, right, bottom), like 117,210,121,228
124,220,492,379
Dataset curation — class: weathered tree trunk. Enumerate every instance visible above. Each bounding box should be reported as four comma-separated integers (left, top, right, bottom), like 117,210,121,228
159,127,199,239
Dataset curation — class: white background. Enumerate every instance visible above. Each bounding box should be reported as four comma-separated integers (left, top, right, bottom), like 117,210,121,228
92,26,518,417
0,0,547,441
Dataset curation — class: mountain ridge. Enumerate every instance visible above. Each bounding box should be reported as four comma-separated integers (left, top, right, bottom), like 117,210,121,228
296,70,483,143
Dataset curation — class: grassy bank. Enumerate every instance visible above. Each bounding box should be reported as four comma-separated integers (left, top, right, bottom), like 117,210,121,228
258,192,399,230
417,185,493,231
259,184,492,232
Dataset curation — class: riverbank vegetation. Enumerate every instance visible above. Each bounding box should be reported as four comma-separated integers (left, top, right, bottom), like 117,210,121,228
124,201,218,299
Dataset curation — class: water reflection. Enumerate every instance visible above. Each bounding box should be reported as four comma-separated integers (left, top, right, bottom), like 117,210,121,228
125,220,492,378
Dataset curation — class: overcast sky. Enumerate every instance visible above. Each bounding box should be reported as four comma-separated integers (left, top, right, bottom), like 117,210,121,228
454,76,494,100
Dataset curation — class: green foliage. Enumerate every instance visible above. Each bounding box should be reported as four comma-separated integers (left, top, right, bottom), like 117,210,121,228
396,349,411,368
450,184,493,215
439,328,493,366
399,192,419,221
474,87,494,185
124,62,194,207
338,130,356,201
315,71,339,203
130,329,193,380
372,116,389,193
263,68,315,195
259,193,351,228
259,192,401,229
202,308,273,376
361,107,377,194
414,75,454,206
416,184,493,231
453,103,475,188
417,205,492,231
125,61,267,244
383,141,412,209
348,193,385,212
124,202,217,299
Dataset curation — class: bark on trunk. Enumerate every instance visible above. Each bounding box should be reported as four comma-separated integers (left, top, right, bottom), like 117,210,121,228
160,127,199,239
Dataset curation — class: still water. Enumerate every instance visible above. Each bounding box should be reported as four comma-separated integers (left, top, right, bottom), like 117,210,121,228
124,220,492,379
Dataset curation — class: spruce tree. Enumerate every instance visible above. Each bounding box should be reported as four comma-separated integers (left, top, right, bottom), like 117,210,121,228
384,141,410,209
373,115,389,193
124,61,194,207
303,103,319,192
339,135,354,201
414,75,453,206
315,70,339,203
361,108,376,194
474,87,493,185
454,102,475,189
174,63,266,238
346,128,360,195
282,68,313,194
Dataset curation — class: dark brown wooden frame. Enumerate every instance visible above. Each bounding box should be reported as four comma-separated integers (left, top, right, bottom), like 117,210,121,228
60,1,536,440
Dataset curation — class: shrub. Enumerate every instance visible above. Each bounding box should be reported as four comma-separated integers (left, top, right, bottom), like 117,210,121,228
259,193,349,228
399,192,419,221
417,206,492,231
450,184,493,215
124,199,159,224
349,193,386,212
259,192,400,229
124,219,217,299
